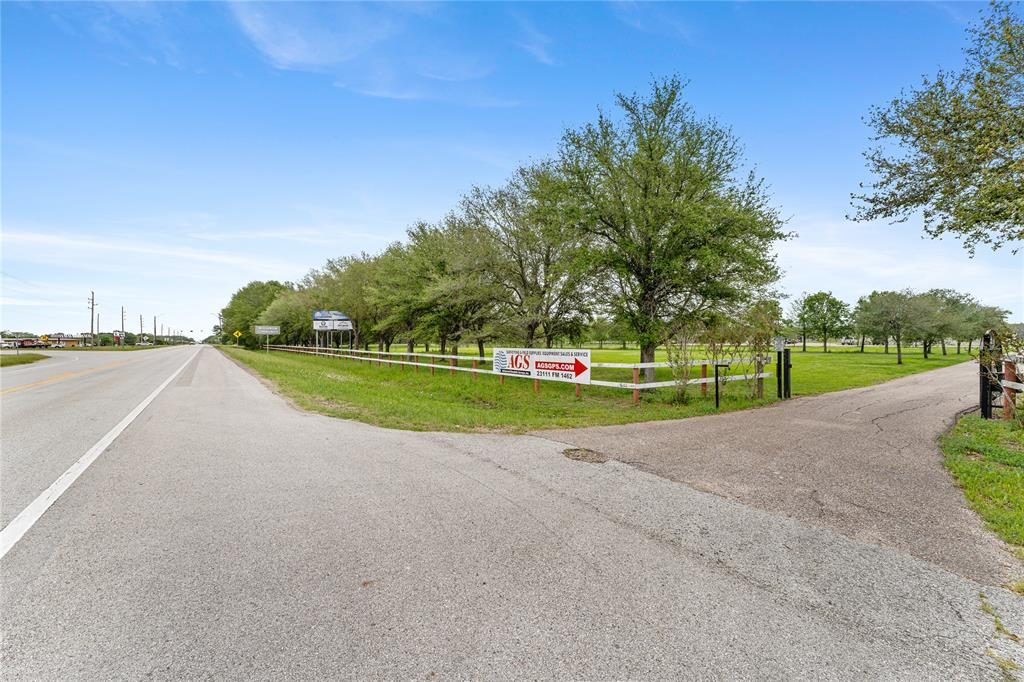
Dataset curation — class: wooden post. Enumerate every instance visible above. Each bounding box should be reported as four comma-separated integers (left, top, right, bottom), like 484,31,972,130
701,364,708,397
533,379,540,394
431,357,435,376
632,367,640,405
500,375,504,385
472,359,478,379
1004,359,1019,420
575,383,580,398
756,357,764,399
449,358,455,376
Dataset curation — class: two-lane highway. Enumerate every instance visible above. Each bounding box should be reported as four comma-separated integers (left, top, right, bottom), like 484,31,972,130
1,347,199,535
1,346,1021,679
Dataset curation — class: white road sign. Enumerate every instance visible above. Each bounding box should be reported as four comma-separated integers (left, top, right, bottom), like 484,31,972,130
331,320,353,331
254,325,280,335
492,348,591,385
312,320,333,331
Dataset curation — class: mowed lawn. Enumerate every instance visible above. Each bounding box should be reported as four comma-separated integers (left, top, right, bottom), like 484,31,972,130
941,415,1024,582
0,353,49,367
221,344,971,432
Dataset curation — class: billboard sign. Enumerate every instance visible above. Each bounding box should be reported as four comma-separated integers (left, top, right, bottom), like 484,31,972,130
254,325,281,335
492,348,591,384
313,320,351,331
312,310,350,321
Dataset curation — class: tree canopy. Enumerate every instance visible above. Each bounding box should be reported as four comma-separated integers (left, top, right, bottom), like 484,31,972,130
852,2,1024,253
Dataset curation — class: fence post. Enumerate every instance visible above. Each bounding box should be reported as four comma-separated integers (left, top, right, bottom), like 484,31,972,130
472,359,478,379
1004,359,1018,421
575,383,580,398
449,358,455,376
632,367,639,405
431,357,435,376
534,379,540,395
700,363,708,397
756,357,764,399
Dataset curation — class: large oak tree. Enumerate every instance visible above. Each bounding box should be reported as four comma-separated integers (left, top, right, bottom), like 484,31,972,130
558,76,786,379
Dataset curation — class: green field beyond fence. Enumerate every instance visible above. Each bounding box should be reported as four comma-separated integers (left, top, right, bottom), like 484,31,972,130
222,344,972,432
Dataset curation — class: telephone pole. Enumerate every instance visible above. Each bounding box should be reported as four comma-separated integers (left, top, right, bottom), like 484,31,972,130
153,316,157,342
87,291,96,346
121,306,125,348
139,314,143,341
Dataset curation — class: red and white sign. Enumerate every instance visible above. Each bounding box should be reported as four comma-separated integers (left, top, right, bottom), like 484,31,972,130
492,348,591,384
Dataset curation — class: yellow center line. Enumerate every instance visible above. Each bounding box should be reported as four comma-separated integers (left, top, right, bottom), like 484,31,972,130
0,358,139,396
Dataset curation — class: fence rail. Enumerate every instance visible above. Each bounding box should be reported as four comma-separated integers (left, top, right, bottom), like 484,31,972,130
266,344,773,402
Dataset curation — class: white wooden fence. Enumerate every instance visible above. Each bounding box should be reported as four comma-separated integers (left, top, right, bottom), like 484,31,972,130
266,345,772,403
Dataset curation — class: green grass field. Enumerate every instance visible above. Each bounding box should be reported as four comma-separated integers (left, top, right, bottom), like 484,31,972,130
941,415,1024,580
222,344,971,432
0,353,49,367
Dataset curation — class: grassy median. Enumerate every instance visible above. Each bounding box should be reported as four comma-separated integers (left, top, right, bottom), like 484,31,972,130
0,353,48,367
942,415,1024,577
221,345,970,433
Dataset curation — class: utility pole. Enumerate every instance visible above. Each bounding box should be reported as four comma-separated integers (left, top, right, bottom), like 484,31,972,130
121,306,125,348
153,316,157,343
139,314,143,342
87,291,96,346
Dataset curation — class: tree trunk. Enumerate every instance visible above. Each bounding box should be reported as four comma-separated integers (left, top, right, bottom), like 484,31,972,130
859,335,865,352
377,340,383,351
802,332,807,352
425,341,430,353
440,337,447,354
545,335,554,349
598,339,603,349
640,343,657,382
956,340,961,354
823,335,828,353
477,339,485,358
968,339,973,353
922,340,929,359
407,339,414,353
621,338,627,350
385,340,392,353
941,339,947,355
896,335,903,365
884,337,889,354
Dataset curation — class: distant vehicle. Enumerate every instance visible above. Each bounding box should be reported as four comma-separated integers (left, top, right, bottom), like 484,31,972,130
51,343,66,349
1,341,17,349
19,339,46,348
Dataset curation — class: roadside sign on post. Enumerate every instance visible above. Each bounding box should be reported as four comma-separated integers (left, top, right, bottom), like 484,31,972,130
254,325,280,335
312,320,332,332
492,348,591,385
233,330,242,338
331,320,352,331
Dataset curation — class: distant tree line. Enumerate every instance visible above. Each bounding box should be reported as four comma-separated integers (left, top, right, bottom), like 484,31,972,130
787,289,1008,364
218,76,1012,372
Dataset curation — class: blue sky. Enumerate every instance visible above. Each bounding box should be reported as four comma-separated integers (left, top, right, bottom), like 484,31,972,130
2,1,1021,339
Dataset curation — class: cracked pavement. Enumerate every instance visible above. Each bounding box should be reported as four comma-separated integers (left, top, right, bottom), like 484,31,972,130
540,359,1020,585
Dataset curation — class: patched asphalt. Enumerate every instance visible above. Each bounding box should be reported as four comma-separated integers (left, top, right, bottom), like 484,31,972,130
540,360,1020,586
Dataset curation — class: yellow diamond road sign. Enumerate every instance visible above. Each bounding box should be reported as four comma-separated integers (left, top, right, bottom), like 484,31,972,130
233,330,242,338
40,335,49,341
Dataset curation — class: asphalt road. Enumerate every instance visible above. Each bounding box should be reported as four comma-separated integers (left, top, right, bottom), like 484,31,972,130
1,346,1021,679
543,361,1019,585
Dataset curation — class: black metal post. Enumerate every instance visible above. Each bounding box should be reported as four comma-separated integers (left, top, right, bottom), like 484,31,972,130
783,349,792,399
776,350,783,398
714,363,729,409
980,332,993,419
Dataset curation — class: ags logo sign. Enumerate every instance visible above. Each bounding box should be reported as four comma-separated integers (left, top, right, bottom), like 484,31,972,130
492,348,591,385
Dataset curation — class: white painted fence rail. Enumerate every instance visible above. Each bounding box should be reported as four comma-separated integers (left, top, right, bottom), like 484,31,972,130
266,345,773,400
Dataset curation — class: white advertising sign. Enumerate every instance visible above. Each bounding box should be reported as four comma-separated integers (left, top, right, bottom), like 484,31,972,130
254,325,280,335
312,320,332,331
331,320,353,331
492,348,591,385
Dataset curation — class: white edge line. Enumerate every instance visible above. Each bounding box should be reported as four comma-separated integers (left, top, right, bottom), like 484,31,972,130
0,349,201,559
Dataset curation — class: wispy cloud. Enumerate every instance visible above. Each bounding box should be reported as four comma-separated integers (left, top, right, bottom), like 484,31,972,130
2,230,300,272
512,14,556,66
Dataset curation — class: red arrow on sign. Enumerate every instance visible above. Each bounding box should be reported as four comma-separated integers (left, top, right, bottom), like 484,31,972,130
535,357,589,377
